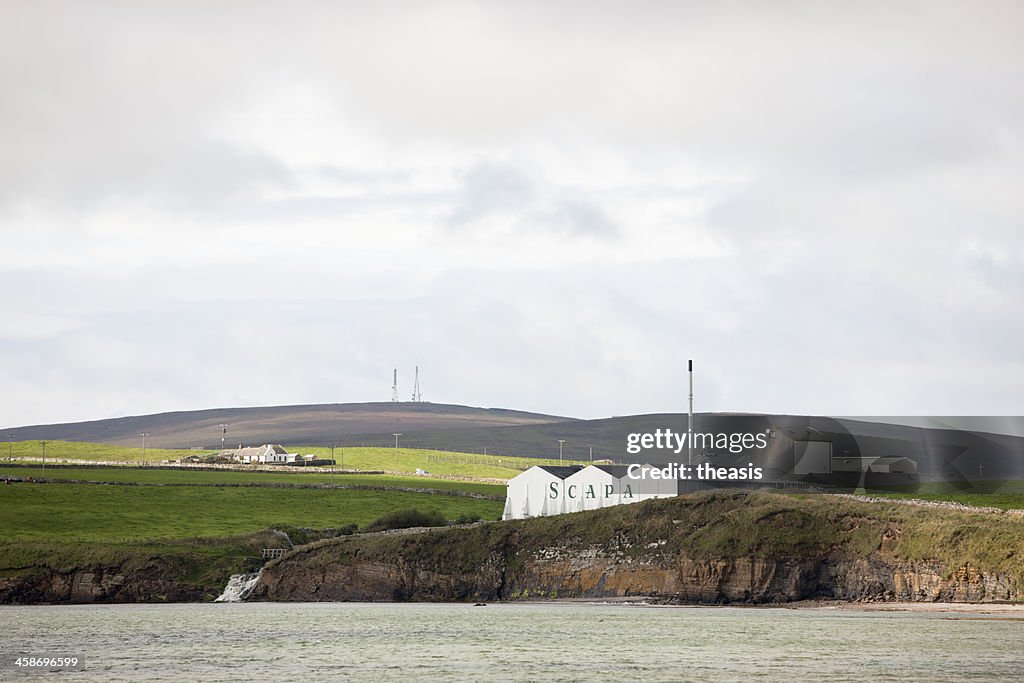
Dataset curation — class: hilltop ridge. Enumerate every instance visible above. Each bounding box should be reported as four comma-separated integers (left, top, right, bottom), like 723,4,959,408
2,402,574,450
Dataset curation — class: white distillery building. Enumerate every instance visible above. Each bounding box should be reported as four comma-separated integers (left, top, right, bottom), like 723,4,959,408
502,464,682,520
563,465,630,514
502,465,582,520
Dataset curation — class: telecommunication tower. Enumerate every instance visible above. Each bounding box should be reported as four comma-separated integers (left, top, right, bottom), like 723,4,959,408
391,368,399,402
411,366,422,402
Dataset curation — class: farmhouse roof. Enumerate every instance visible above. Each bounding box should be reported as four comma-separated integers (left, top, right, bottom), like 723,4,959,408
234,444,291,457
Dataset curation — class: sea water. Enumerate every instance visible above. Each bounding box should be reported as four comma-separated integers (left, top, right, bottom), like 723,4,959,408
1,602,1021,681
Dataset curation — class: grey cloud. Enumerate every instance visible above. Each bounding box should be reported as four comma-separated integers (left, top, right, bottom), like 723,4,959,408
277,2,1024,181
2,1,1023,425
314,165,414,186
449,161,617,237
449,162,536,226
6,2,1022,217
544,199,616,236
218,190,451,225
2,256,1023,426
0,2,293,217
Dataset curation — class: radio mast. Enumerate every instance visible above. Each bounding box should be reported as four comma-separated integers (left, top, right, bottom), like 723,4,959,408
411,366,422,402
391,368,399,402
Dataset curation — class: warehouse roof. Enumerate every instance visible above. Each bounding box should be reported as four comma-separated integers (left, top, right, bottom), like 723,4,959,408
535,465,584,479
590,464,631,478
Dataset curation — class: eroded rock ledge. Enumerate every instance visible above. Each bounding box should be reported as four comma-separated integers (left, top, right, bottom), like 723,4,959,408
251,491,1023,604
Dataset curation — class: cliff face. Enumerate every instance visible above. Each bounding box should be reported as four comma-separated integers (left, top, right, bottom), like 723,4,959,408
253,542,1020,604
5,492,1020,605
0,532,276,604
251,492,1023,604
0,561,215,604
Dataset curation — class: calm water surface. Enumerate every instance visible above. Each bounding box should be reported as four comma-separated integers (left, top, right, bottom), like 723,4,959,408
1,602,1022,682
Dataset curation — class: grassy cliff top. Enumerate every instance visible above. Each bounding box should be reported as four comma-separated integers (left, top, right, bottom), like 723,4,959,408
294,491,1024,584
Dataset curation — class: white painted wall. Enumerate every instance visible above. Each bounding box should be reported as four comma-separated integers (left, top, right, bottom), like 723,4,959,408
563,468,619,512
502,466,567,520
505,465,655,519
636,463,680,500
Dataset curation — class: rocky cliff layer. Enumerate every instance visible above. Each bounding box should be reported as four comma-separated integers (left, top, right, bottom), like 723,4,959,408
251,492,1023,604
0,532,277,604
0,563,213,604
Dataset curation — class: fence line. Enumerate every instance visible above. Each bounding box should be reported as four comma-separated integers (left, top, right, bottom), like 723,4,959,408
425,452,600,470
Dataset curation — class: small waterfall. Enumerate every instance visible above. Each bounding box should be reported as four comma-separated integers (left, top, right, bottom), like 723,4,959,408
214,570,262,602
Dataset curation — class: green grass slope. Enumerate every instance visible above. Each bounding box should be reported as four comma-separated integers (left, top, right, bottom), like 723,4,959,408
0,465,504,497
0,479,504,602
0,483,502,544
4,441,582,478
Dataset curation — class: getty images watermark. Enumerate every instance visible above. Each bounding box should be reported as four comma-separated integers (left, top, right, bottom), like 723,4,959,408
626,428,767,481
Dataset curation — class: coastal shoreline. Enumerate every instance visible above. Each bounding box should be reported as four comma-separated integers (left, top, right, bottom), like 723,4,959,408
510,596,1024,615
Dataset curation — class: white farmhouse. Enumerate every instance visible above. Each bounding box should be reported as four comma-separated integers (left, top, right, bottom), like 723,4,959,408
230,444,298,464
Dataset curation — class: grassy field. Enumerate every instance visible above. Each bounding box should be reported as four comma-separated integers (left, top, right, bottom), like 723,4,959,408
2,440,211,463
293,445,586,477
0,465,504,497
3,440,584,478
0,482,503,543
7,464,1024,509
0,462,506,601
857,480,1024,510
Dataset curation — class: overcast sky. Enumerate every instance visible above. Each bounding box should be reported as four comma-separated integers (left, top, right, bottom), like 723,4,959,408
2,1,1023,427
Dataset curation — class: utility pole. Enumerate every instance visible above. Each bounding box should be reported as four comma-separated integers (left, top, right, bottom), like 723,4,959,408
40,440,47,477
330,445,336,486
558,439,565,464
7,434,13,462
588,444,593,462
688,359,694,466
139,433,149,466
219,424,229,451
393,433,402,466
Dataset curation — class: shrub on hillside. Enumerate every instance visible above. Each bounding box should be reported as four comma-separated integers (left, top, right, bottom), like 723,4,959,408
362,508,447,533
